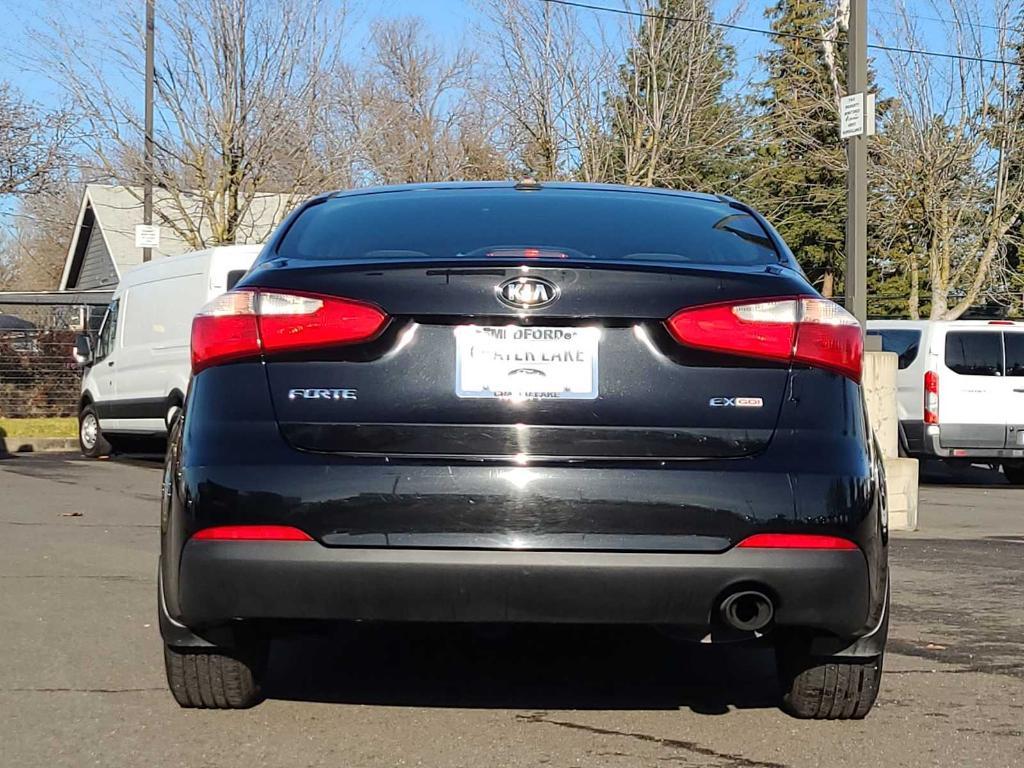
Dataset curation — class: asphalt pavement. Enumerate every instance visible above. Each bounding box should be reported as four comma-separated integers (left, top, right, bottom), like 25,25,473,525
0,453,1021,767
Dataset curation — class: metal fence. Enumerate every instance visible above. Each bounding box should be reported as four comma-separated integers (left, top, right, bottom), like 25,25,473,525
0,304,94,418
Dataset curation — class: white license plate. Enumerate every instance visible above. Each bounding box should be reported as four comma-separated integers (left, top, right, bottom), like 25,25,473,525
454,325,599,400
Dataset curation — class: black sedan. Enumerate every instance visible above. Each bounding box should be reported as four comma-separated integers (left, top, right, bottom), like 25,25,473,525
159,182,888,718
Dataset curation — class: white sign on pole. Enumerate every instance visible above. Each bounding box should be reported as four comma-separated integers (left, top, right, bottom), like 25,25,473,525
840,93,866,139
135,224,161,249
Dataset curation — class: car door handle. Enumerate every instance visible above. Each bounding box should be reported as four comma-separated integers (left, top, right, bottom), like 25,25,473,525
1014,388,1024,393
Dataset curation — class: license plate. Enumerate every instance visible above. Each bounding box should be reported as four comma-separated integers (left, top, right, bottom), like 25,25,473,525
454,325,599,400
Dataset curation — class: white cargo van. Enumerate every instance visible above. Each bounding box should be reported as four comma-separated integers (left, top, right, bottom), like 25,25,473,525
73,245,261,457
867,319,1024,482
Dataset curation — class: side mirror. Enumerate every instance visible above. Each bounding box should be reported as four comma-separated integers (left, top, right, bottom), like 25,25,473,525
73,334,94,367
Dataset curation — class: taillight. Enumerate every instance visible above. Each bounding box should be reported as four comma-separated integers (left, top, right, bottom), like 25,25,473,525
736,533,858,550
191,525,313,541
666,296,863,382
924,370,939,425
191,289,388,373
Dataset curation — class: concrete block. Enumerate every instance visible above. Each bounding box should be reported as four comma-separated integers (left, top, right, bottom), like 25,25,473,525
863,351,900,458
862,350,920,531
884,456,918,531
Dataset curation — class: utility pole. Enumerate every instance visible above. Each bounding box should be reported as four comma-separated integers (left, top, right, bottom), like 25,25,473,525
845,0,868,327
143,0,155,263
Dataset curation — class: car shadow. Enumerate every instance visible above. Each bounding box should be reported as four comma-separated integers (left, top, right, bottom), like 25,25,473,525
112,452,166,467
918,458,1010,487
263,623,781,714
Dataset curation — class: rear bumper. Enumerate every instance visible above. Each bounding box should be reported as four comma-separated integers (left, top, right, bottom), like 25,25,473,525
175,541,870,636
916,425,1024,459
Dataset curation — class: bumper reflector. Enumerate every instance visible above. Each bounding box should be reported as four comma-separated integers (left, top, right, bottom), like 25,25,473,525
191,525,313,542
736,533,858,550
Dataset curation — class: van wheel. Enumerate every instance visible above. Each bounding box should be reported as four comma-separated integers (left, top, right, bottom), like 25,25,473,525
165,402,182,430
78,405,112,459
163,642,267,709
1002,461,1024,485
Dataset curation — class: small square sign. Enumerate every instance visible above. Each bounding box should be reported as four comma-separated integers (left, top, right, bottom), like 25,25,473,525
135,224,161,249
840,93,865,139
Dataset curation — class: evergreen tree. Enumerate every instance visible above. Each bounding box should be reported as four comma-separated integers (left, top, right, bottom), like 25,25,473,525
748,0,847,297
604,0,740,192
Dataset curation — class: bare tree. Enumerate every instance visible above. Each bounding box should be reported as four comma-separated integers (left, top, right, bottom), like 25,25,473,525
339,18,507,185
873,0,1024,319
606,0,741,191
0,82,72,196
0,181,83,290
480,0,615,181
33,0,353,247
0,227,15,289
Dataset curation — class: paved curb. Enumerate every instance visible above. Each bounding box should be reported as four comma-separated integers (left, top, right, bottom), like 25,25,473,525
0,437,78,456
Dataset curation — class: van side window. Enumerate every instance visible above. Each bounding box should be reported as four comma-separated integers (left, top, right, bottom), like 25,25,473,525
94,299,120,361
944,332,1002,376
867,329,921,369
1004,334,1024,377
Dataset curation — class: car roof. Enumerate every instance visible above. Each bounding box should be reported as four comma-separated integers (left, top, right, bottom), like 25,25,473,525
320,181,727,205
114,244,262,294
868,319,1024,328
867,320,931,329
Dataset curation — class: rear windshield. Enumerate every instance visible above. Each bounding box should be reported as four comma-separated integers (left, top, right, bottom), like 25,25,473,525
274,188,779,266
867,329,921,369
945,332,1002,376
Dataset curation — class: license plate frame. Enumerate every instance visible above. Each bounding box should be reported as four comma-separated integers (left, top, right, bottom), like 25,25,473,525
454,325,599,400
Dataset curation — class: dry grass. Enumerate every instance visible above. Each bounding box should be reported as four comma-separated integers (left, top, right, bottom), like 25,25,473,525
0,417,77,438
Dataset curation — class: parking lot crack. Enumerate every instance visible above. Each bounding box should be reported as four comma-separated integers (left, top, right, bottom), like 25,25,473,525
516,713,790,768
1,687,163,694
0,519,158,529
0,574,148,582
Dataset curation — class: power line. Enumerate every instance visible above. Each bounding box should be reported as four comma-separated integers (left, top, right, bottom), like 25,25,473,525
875,41,1020,67
540,0,1024,68
542,0,840,44
872,7,1023,38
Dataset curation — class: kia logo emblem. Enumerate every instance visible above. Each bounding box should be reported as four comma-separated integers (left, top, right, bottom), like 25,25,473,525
496,277,560,309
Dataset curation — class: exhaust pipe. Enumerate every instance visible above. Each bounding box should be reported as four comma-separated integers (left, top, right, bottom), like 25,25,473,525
719,590,774,632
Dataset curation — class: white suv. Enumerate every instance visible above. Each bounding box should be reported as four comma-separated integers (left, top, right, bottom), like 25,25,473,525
867,319,1024,482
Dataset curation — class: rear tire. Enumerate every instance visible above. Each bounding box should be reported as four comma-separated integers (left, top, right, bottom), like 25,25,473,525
776,647,883,719
1002,461,1024,485
163,642,267,709
78,405,112,459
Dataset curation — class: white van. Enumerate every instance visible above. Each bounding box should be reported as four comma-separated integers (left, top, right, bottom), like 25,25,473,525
867,319,1024,482
73,245,262,457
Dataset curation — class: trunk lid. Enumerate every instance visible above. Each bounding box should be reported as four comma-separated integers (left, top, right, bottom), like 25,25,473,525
248,260,805,460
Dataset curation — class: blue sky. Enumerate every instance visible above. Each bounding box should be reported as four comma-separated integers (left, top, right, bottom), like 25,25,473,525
0,0,1010,145
2,0,1004,229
